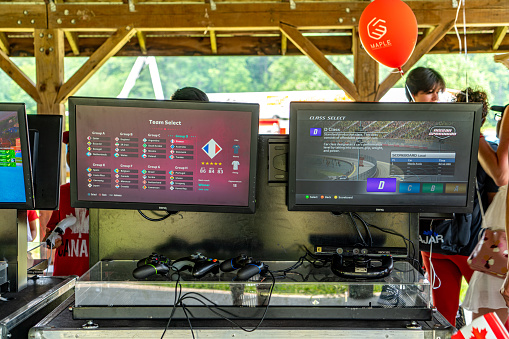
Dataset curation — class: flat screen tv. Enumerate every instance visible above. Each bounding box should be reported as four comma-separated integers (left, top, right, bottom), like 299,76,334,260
69,96,259,213
0,103,34,209
288,102,483,213
27,114,63,210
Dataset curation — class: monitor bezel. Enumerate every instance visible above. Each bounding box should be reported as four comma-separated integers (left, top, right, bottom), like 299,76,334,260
0,103,34,210
68,96,259,213
288,101,483,213
27,114,63,210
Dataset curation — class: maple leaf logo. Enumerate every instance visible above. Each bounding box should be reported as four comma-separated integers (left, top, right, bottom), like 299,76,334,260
470,327,488,339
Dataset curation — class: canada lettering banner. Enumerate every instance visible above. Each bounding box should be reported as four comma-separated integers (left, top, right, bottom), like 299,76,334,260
358,0,418,70
452,312,509,339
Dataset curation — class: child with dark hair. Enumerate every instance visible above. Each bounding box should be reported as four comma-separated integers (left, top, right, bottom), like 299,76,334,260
171,87,209,102
405,67,446,102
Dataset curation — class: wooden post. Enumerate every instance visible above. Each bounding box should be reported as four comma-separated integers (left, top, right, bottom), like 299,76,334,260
353,28,378,102
34,29,66,186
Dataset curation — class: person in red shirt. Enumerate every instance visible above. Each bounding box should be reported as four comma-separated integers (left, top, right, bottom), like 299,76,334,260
43,131,90,277
27,210,38,242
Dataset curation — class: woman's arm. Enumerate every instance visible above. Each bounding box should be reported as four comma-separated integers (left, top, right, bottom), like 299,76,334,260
479,106,509,186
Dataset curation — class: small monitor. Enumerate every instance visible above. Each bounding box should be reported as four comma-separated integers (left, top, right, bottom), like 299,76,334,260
69,96,259,213
0,103,34,209
27,114,63,210
288,102,483,213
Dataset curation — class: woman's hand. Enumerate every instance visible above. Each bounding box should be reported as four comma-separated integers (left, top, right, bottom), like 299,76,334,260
500,274,509,307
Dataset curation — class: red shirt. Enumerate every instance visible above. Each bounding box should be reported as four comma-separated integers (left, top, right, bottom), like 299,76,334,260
46,183,90,277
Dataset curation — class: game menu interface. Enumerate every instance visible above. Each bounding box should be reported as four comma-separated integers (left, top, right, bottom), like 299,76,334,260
292,107,479,211
0,111,27,203
74,105,254,207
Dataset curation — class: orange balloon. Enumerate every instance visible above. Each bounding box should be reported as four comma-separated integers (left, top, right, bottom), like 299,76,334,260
358,0,418,69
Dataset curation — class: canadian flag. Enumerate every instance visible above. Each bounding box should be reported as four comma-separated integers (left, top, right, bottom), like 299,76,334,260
452,312,509,339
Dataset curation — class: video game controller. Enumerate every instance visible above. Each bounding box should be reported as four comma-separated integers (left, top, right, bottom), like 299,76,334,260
220,254,268,281
45,216,77,247
171,252,220,279
132,253,172,279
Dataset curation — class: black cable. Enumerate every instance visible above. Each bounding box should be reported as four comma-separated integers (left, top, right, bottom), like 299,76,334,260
138,210,173,222
161,272,182,339
349,212,373,247
347,212,369,247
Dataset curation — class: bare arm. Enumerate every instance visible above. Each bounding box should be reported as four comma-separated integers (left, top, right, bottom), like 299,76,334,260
479,106,509,186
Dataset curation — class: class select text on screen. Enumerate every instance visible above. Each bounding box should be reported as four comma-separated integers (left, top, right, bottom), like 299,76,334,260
295,111,475,207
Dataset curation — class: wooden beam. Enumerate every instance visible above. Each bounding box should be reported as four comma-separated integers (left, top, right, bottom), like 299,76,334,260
210,29,217,54
494,52,509,69
56,26,137,104
35,29,65,115
0,4,47,31
39,2,509,31
280,22,359,101
353,27,378,102
136,30,147,55
0,33,9,55
493,26,508,51
64,31,80,55
376,20,455,102
281,33,287,56
0,49,40,103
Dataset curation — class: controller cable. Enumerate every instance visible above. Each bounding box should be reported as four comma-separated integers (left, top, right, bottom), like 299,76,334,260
138,210,173,222
348,212,373,247
161,270,276,338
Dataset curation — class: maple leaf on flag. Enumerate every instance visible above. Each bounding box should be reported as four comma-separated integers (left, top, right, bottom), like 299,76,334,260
469,327,488,339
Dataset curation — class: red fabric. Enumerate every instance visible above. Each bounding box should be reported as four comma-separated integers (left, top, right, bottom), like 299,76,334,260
421,251,474,327
27,210,38,222
46,183,89,277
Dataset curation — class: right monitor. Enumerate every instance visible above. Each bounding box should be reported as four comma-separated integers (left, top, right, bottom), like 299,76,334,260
288,102,483,213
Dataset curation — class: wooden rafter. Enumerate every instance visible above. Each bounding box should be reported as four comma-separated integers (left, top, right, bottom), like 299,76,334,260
0,49,40,103
136,30,147,55
56,26,137,104
37,2,509,32
375,20,456,102
0,33,9,55
65,31,80,55
493,26,508,51
280,22,359,101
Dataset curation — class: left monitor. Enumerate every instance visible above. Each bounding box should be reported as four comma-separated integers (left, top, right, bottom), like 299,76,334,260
0,103,34,209
69,96,259,213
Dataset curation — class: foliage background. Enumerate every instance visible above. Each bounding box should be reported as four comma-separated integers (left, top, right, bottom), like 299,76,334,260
1,53,508,132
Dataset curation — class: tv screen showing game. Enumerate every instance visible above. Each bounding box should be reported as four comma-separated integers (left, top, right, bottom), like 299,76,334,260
0,103,34,209
288,102,483,213
28,114,63,210
69,97,259,213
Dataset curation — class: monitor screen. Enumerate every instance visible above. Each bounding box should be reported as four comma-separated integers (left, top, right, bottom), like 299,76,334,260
69,97,259,213
27,114,63,210
0,103,34,209
288,102,483,213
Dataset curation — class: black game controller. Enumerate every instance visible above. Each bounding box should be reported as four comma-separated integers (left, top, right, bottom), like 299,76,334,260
220,254,268,281
172,252,221,279
330,254,393,279
133,253,172,279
